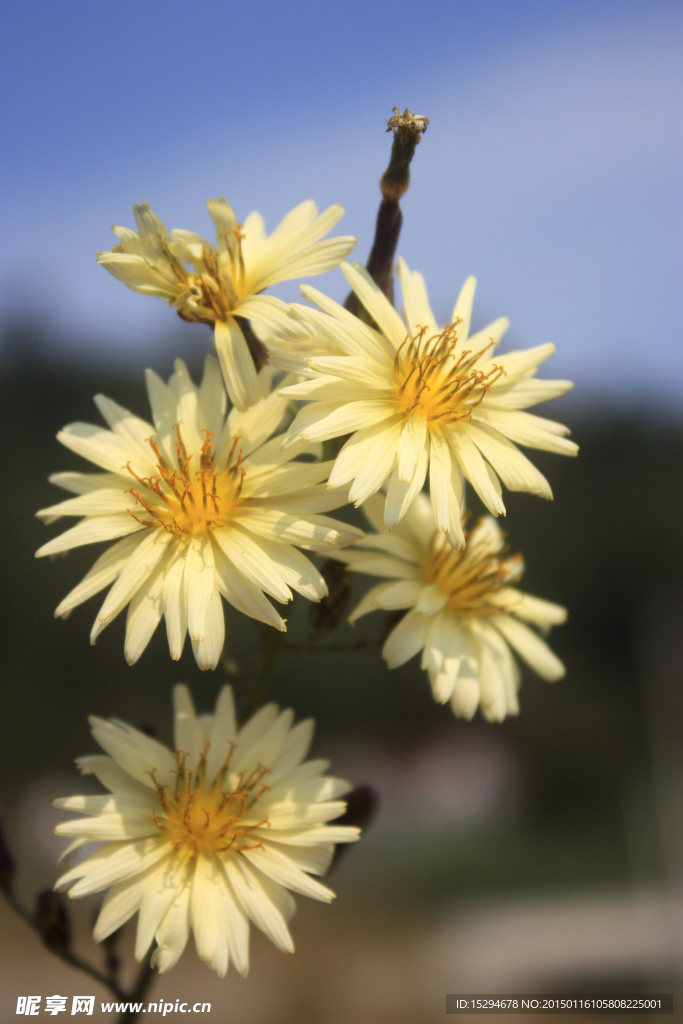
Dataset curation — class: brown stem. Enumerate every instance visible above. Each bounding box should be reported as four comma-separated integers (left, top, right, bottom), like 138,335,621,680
1,856,156,1018
345,106,429,320
2,886,126,1000
116,952,156,1024
345,199,403,314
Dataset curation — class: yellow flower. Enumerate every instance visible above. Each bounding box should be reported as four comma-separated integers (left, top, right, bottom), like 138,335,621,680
54,685,359,976
281,259,577,547
337,493,567,721
36,357,362,668
97,198,356,411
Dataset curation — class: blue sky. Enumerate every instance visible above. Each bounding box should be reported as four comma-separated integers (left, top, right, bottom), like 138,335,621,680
1,0,681,410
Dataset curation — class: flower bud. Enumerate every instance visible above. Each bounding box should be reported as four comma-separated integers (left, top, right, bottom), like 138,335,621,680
381,106,429,203
0,815,15,896
330,785,380,871
34,889,72,956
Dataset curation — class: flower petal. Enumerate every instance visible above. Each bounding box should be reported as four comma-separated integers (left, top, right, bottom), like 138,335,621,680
382,610,431,669
54,534,144,618
191,586,225,670
152,863,193,973
91,529,173,641
184,534,216,642
341,262,407,347
123,553,167,665
214,319,261,413
493,614,565,681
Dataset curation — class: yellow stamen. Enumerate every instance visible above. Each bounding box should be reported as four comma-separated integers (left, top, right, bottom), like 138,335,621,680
395,322,505,424
151,744,270,858
426,518,522,615
124,429,247,537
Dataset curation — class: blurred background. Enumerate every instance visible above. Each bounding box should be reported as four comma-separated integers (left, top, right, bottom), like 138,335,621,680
1,0,682,1020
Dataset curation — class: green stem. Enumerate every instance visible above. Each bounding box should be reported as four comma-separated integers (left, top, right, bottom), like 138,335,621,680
241,628,285,723
116,952,156,1024
2,888,125,1000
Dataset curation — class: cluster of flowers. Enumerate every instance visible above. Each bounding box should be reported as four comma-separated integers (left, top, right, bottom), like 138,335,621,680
41,191,575,977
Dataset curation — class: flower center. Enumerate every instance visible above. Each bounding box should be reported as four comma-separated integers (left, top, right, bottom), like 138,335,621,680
125,427,246,536
152,746,270,858
394,323,505,424
426,525,522,615
162,229,246,325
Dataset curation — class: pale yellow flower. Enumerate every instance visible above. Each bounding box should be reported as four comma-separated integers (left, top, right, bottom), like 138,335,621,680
36,357,361,669
97,199,356,411
281,260,577,547
55,684,359,976
337,493,567,722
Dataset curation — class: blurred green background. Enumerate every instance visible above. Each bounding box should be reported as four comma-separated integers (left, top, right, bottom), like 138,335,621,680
1,323,681,1021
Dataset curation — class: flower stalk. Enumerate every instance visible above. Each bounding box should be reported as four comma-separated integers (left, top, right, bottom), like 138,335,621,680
16,100,573,1023
1,876,128,1002
239,626,286,722
345,106,429,318
117,954,155,1024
